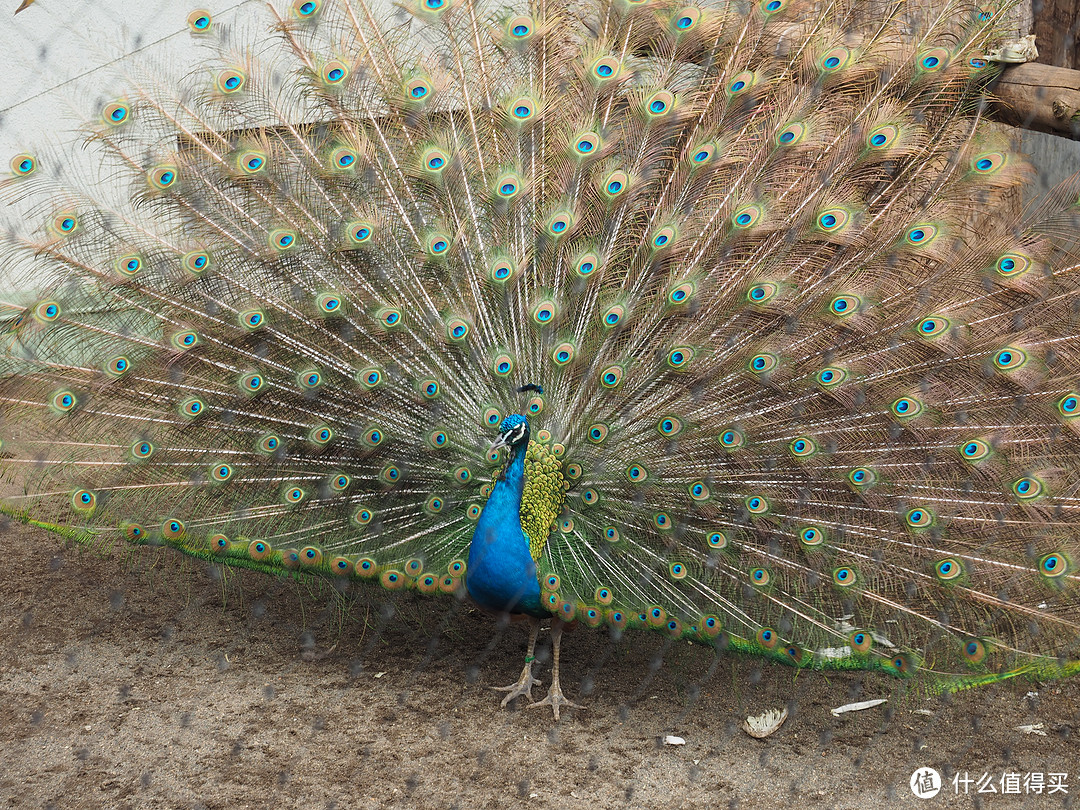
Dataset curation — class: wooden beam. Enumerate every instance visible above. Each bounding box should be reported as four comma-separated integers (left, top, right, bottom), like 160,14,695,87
993,61,1080,138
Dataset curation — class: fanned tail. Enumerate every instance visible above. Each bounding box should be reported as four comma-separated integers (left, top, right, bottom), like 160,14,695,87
0,0,1077,688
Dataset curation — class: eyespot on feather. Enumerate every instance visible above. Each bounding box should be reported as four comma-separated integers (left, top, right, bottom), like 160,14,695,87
815,208,850,233
847,467,876,489
799,525,825,548
161,518,185,540
505,14,534,39
507,95,537,123
551,342,575,366
718,427,745,450
905,507,934,529
601,304,626,328
726,71,756,96
179,397,206,419
866,124,899,150
598,366,623,389
187,9,212,31
215,68,246,94
237,150,266,175
992,346,1027,372
1012,476,1043,500
494,171,522,200
572,130,601,157
745,495,769,515
309,425,333,445
103,356,130,380
670,7,700,32
269,228,298,252
445,317,470,342
589,56,621,82
182,250,211,275
903,224,939,247
688,142,716,165
256,434,281,454
489,257,517,283
748,353,778,374
848,630,872,653
656,415,683,437
934,557,963,581
426,232,451,256
971,151,1006,174
48,212,79,238
890,396,923,419
208,534,231,554
747,282,778,304
10,154,35,176
644,89,675,117
1038,552,1070,579
667,281,695,305
759,0,789,15
321,60,349,86
917,47,950,72
819,46,853,72
1057,393,1079,420
102,100,131,126
732,204,762,228
994,252,1031,278
130,440,154,460
817,366,847,388
959,439,992,462
776,122,805,147
404,76,433,103
292,0,321,18
756,627,779,649
667,347,694,370
829,294,861,316
421,147,450,175
917,316,950,339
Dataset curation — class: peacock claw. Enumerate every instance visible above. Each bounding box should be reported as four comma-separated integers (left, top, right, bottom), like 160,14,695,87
528,684,583,721
493,665,542,707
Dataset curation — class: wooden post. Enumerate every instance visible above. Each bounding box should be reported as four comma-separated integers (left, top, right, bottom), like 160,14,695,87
1032,0,1080,69
993,62,1080,138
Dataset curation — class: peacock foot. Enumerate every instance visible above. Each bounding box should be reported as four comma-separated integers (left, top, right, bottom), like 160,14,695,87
492,661,542,708
528,682,583,721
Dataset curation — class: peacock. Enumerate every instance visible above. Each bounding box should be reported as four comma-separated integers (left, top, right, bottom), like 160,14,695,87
1,0,1078,722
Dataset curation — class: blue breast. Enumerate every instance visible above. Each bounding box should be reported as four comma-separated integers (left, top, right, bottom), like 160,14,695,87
465,443,545,616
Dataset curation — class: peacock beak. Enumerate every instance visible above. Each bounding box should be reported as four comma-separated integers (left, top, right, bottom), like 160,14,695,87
489,432,512,454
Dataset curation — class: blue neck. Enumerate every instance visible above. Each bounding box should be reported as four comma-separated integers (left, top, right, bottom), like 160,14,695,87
465,443,544,616
490,442,527,518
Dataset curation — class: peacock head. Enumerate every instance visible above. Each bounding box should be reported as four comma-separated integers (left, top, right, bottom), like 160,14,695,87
490,414,530,454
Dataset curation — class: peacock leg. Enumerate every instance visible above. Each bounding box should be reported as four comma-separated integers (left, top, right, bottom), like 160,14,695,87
493,615,542,707
528,619,583,720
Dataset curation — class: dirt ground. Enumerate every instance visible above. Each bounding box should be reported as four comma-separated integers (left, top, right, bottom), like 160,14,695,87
1,520,1076,810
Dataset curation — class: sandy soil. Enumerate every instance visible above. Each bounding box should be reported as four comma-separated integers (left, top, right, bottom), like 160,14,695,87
1,521,1076,810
